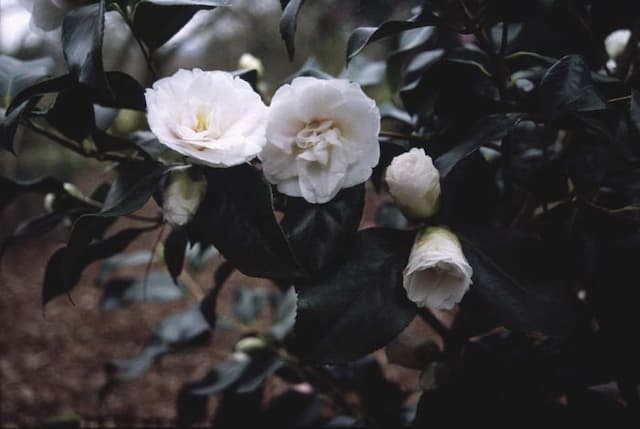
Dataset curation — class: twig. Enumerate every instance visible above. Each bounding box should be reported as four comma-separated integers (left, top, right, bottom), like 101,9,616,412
500,22,509,56
379,130,431,144
143,224,166,300
608,95,632,104
458,0,509,98
418,308,450,342
23,120,144,163
118,7,158,81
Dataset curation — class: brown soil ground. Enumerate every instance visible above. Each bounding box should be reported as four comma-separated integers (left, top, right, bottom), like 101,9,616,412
0,183,427,427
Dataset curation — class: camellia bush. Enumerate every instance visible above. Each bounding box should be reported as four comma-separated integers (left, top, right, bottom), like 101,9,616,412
3,0,640,426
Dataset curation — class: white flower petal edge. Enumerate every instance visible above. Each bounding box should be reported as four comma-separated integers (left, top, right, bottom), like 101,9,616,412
386,148,440,219
403,227,473,310
605,29,631,60
260,77,381,204
145,69,267,168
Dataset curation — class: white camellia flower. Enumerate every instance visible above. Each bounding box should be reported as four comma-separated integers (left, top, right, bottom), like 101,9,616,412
403,227,473,310
605,29,631,60
260,77,381,204
162,166,207,226
145,69,267,167
386,148,440,219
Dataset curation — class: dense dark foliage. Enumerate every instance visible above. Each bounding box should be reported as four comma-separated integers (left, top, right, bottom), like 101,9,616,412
2,0,640,426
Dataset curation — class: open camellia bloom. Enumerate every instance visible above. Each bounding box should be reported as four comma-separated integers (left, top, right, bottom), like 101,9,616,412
145,69,267,168
403,227,473,310
260,77,381,204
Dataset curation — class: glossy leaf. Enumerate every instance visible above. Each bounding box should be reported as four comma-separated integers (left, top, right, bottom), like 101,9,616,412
539,55,607,121
0,212,65,261
290,228,417,364
0,55,56,151
0,55,56,110
43,226,147,305
281,184,364,276
280,0,307,60
100,162,168,217
62,0,107,89
0,176,64,211
132,0,230,51
47,88,95,142
164,225,188,284
459,228,578,337
346,10,438,63
189,165,301,280
435,113,525,178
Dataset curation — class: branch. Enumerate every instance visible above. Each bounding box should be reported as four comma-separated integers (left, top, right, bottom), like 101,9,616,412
23,120,144,164
379,130,432,144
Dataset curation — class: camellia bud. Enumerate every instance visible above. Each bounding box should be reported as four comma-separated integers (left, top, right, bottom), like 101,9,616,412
44,193,56,212
238,53,265,78
162,166,207,226
385,148,440,219
403,227,473,310
605,29,631,60
63,182,85,200
235,336,268,354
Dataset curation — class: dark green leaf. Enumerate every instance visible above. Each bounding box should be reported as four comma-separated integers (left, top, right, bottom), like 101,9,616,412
189,165,301,280
100,162,168,217
94,72,146,110
375,202,410,229
459,228,578,337
132,0,230,51
43,226,146,305
0,55,55,109
0,176,64,211
8,71,143,116
164,225,188,284
436,152,500,229
6,74,73,115
290,228,417,364
47,88,95,142
199,261,234,328
539,55,607,121
435,113,524,178
62,1,107,89
1,103,26,153
346,10,439,63
0,55,56,151
128,131,169,159
0,212,65,262
100,271,184,309
279,0,306,60
281,184,364,276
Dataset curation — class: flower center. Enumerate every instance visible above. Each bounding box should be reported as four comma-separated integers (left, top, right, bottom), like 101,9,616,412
295,119,340,149
192,109,209,133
